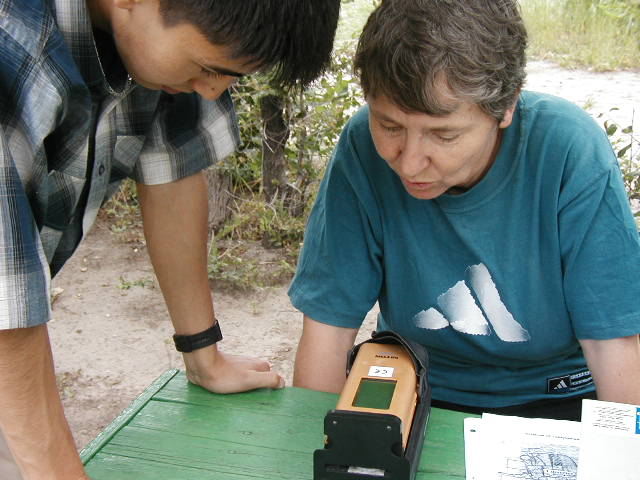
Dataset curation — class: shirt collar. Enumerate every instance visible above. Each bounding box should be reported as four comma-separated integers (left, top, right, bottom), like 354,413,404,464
53,0,122,92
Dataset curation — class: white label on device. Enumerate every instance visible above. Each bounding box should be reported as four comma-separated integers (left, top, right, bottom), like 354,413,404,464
348,466,385,477
368,366,394,378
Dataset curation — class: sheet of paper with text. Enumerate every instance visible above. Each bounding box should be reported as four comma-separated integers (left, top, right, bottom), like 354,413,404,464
576,399,640,480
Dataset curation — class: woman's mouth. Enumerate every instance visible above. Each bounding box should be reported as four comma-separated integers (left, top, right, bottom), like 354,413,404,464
402,179,434,190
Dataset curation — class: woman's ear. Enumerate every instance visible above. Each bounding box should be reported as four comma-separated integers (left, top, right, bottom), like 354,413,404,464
499,91,520,129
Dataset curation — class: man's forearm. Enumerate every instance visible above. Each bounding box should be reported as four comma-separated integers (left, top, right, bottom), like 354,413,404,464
137,172,284,393
0,325,87,479
137,172,215,335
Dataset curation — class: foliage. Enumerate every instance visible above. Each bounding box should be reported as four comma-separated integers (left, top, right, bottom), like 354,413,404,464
207,196,300,290
117,275,153,290
101,179,140,233
336,0,379,44
566,0,640,28
219,47,362,197
521,0,640,70
100,179,146,247
209,45,364,288
601,110,640,224
100,0,640,290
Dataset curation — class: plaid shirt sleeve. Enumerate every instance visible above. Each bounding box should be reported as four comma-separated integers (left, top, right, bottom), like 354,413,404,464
0,2,59,329
132,91,239,185
0,128,52,329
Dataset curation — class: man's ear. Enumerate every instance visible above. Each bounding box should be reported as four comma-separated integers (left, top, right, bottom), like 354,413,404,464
498,91,520,129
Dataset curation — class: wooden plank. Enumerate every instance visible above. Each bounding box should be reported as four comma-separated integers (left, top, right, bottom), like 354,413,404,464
85,416,467,480
125,400,323,452
80,369,179,465
83,370,472,479
418,408,469,479
154,372,338,419
86,425,314,479
85,452,266,480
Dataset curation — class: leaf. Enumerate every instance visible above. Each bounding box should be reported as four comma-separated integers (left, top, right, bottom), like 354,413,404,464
617,143,632,158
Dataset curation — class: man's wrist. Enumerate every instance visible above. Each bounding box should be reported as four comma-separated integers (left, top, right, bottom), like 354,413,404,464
173,319,222,353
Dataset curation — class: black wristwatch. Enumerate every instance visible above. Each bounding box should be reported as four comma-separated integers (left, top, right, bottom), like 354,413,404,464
172,320,223,353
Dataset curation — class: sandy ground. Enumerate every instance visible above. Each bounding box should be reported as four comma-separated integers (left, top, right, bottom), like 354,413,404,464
48,61,640,451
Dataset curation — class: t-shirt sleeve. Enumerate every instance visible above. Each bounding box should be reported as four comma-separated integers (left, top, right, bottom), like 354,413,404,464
288,112,383,328
132,91,239,185
558,126,640,340
0,125,51,329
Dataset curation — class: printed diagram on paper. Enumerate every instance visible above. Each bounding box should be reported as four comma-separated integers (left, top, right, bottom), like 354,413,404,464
464,414,581,480
496,445,579,480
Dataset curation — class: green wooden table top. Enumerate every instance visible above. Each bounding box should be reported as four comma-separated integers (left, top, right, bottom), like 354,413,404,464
81,369,471,479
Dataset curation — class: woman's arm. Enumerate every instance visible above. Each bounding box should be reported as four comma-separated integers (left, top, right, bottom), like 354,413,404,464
293,315,359,393
580,335,640,404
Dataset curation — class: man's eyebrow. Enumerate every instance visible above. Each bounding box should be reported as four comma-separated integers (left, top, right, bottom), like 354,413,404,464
201,64,246,78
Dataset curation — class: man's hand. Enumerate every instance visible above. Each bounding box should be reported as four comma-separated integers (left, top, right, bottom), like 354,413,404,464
138,173,285,393
183,345,284,393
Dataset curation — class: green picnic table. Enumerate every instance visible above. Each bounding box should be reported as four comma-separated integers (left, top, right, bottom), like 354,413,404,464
81,369,470,479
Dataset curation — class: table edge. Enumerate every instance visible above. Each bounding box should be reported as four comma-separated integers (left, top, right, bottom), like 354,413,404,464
80,369,180,465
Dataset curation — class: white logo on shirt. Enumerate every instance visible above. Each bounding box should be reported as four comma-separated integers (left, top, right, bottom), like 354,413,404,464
414,263,530,342
554,380,569,390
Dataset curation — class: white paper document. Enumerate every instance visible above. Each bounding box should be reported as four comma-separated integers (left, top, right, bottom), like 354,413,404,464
463,417,483,480
576,399,640,480
464,400,640,480
464,413,581,480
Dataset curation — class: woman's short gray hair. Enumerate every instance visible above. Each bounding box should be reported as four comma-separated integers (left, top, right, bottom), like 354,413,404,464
354,0,528,121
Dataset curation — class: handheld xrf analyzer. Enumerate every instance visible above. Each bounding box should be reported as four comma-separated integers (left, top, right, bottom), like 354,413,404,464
314,330,431,480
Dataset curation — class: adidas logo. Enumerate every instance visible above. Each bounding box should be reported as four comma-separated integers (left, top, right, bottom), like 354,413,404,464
413,263,530,342
554,380,569,390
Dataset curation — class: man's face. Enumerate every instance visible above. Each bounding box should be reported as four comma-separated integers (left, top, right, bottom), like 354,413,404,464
368,91,515,200
111,0,255,100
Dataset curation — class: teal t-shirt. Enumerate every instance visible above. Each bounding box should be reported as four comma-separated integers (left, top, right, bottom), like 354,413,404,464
288,91,640,407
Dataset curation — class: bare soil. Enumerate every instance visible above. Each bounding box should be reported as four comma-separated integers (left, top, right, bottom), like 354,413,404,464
48,61,640,451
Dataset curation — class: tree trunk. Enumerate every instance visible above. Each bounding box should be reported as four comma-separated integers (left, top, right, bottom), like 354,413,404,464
204,165,232,233
259,93,291,248
260,94,290,202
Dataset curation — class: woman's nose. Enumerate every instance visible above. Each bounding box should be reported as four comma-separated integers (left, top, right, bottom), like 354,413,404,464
396,136,430,178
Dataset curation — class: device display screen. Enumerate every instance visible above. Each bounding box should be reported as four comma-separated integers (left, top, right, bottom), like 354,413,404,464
352,378,397,409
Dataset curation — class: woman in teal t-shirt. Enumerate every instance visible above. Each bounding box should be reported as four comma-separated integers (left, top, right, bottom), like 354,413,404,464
288,0,640,420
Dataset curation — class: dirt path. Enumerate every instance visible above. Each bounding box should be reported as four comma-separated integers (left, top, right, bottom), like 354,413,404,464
49,61,640,450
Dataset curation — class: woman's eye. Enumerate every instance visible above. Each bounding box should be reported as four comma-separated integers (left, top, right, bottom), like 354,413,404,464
380,123,402,134
436,134,459,143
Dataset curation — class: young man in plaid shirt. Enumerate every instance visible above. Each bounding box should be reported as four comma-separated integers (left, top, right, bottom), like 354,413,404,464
0,0,340,478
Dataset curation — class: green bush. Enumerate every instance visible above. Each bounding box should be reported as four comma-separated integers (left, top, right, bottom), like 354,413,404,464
601,111,640,222
216,45,363,245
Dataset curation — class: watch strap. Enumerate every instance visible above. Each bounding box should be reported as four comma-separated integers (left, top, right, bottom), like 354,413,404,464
173,320,223,353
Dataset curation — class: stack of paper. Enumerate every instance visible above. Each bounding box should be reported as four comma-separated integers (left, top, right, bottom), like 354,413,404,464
576,399,640,480
463,400,640,480
464,414,581,480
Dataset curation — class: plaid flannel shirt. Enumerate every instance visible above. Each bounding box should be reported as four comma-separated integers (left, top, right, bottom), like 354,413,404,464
0,0,240,329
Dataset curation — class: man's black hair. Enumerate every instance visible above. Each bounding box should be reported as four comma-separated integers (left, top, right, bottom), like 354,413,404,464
159,0,341,87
